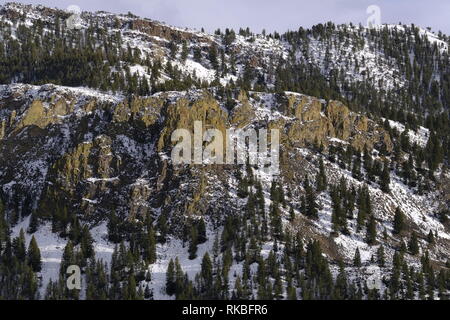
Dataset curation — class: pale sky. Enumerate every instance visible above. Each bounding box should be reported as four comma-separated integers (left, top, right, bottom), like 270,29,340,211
4,0,450,35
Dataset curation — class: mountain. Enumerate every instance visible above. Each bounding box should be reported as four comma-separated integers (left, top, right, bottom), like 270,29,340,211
0,2,449,300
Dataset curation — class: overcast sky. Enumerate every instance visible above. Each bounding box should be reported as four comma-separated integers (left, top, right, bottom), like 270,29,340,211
5,0,450,35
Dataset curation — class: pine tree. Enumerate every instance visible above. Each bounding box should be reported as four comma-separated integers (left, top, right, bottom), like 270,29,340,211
316,158,327,192
287,284,297,300
0,199,7,246
28,211,39,234
126,274,138,300
107,209,120,243
377,245,385,267
366,215,377,245
181,41,189,62
80,225,94,259
352,152,362,181
331,187,346,233
237,175,249,198
357,185,371,230
144,226,157,264
193,47,202,62
188,224,198,260
27,235,42,272
408,232,419,255
200,252,213,295
60,240,74,276
426,230,435,245
157,214,168,243
289,207,295,222
144,284,153,299
393,207,406,235
208,44,219,69
363,145,373,176
13,229,27,262
166,259,176,296
270,204,283,240
69,216,81,243
380,159,391,193
354,248,362,267
197,219,207,244
304,176,318,219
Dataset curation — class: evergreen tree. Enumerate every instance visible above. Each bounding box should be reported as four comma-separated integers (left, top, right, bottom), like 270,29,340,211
197,219,207,244
208,44,219,69
166,259,176,296
60,240,75,276
304,176,318,219
393,207,406,235
427,230,435,245
188,224,198,260
353,248,362,268
80,225,95,259
144,226,157,264
107,210,121,243
13,229,27,262
316,158,327,192
181,41,189,62
200,252,213,296
27,235,42,272
380,159,391,193
289,207,295,222
377,245,385,267
366,215,377,245
28,211,39,234
408,232,419,255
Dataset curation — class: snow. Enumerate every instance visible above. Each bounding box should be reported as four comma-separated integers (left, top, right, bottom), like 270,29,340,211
388,175,450,240
418,28,449,52
90,223,114,266
129,65,150,79
10,218,115,297
12,216,68,296
299,145,450,269
82,198,98,204
86,177,120,183
1,2,447,100
385,119,430,147
249,92,296,122
172,59,217,83
334,234,374,263
147,227,217,300
0,83,124,105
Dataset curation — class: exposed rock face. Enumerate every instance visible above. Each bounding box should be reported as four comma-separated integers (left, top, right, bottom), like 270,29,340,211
17,100,73,129
157,93,228,152
129,18,212,44
0,120,5,140
2,86,395,231
113,96,164,125
326,100,351,140
0,84,426,237
0,82,449,289
230,91,256,128
279,93,392,153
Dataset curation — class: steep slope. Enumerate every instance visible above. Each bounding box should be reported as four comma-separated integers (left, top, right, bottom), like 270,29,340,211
0,2,449,300
0,82,449,299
